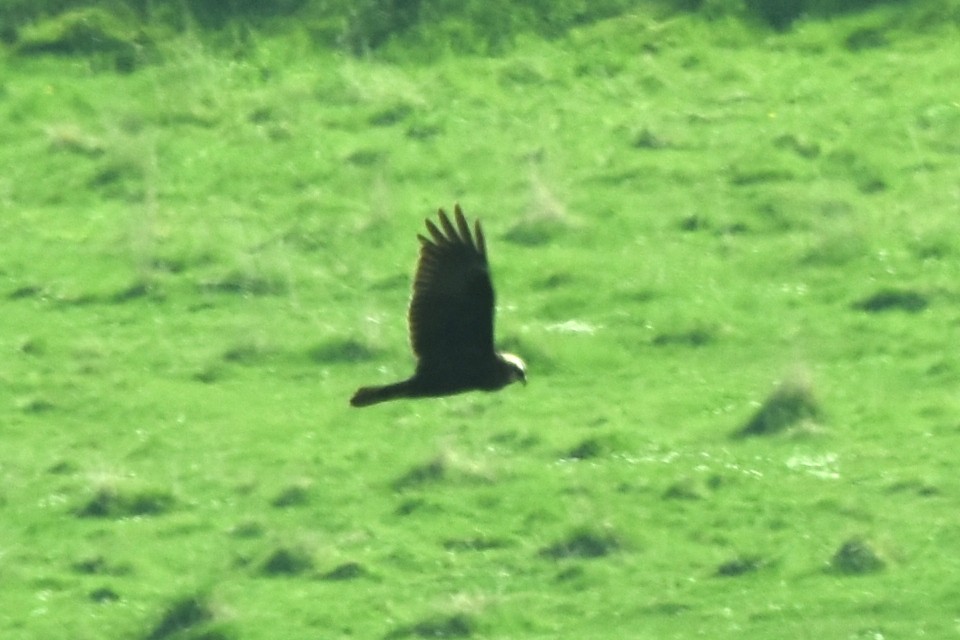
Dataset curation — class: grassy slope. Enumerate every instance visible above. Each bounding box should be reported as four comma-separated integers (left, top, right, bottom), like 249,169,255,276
2,6,959,639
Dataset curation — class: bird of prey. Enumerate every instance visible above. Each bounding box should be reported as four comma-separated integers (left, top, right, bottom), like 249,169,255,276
350,205,526,407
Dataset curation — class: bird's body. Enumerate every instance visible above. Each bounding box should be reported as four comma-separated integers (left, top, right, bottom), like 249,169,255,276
350,205,525,407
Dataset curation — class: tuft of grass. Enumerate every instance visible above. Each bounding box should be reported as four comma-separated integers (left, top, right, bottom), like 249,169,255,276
852,288,929,313
734,371,822,438
501,217,570,246
270,480,313,508
393,449,495,491
393,457,447,491
15,6,147,72
502,180,577,247
540,527,624,560
442,537,511,552
308,338,380,364
197,270,288,296
75,482,175,519
714,554,770,577
15,395,56,414
144,592,235,640
221,340,276,366
90,586,121,603
563,433,629,460
259,545,315,577
385,612,477,639
71,554,133,576
192,362,226,384
651,324,718,347
227,520,266,539
320,561,367,581
829,537,886,575
662,478,708,501
45,123,106,156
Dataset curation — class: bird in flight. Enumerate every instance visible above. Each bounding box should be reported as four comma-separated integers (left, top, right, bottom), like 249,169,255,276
350,205,526,407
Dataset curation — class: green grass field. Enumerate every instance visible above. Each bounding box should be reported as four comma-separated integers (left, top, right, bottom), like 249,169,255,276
2,3,960,638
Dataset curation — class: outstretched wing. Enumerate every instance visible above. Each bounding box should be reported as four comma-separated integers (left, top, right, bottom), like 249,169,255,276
408,205,495,364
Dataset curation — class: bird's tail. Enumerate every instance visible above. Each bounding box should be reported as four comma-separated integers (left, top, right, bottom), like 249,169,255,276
349,380,413,407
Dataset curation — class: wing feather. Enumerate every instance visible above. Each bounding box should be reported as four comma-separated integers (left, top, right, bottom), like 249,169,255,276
408,205,496,364
474,220,486,258
454,205,473,244
439,209,459,240
425,218,446,244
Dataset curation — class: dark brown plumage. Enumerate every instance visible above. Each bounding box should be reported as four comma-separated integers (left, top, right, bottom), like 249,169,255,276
350,205,526,407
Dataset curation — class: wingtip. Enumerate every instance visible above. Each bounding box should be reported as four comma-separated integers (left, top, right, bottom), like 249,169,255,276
424,218,445,244
437,206,459,240
474,219,486,256
426,204,481,250
453,204,472,244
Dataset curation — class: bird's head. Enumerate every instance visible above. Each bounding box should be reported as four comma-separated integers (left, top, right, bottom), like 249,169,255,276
499,352,527,386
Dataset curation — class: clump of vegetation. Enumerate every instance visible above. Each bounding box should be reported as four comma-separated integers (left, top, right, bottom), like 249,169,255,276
16,395,56,414
540,527,623,560
393,450,494,491
198,270,288,297
829,537,886,575
652,324,717,347
1,0,948,68
259,545,315,577
71,554,133,576
393,456,447,491
385,612,477,639
144,592,235,640
75,483,175,519
15,7,148,71
662,477,708,501
270,480,313,508
734,372,822,438
853,288,929,313
503,183,577,247
714,554,769,577
320,561,367,581
308,338,379,364
227,520,266,539
563,433,629,460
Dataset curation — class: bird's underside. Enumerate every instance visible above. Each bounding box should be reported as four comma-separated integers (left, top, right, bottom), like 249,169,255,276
350,205,526,408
